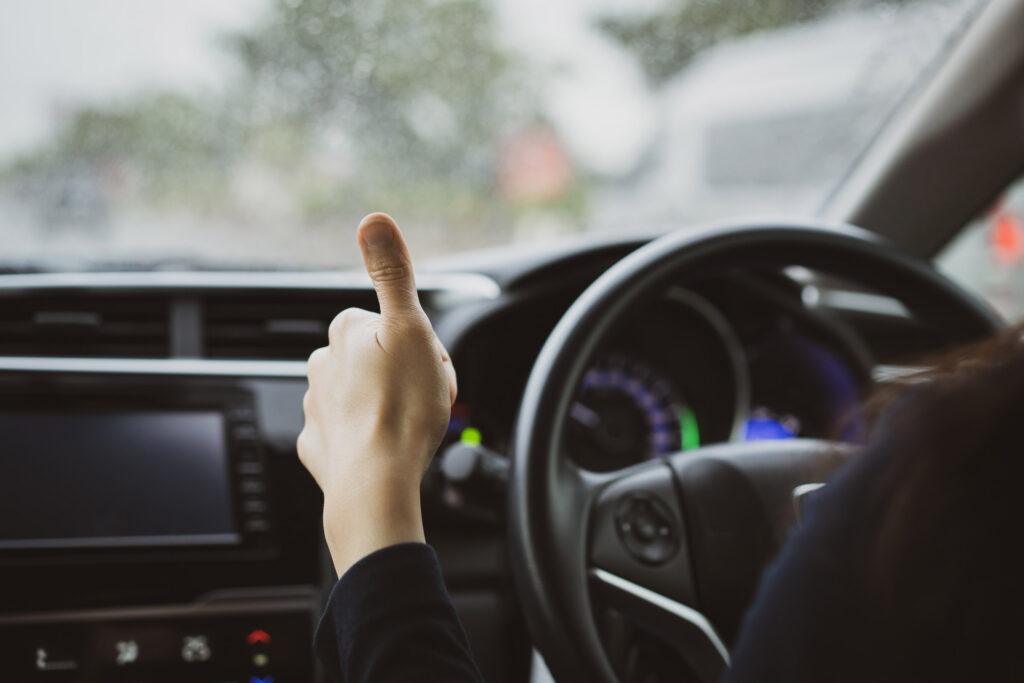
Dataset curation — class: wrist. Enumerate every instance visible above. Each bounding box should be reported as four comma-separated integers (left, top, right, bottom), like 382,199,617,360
321,464,426,577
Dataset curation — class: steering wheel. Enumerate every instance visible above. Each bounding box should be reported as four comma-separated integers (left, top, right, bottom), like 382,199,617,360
508,220,1001,683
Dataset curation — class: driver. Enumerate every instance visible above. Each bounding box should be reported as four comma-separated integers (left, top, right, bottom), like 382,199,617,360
299,213,1019,682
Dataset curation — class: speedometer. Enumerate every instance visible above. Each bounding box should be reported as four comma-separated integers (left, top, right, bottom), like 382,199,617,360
565,353,700,471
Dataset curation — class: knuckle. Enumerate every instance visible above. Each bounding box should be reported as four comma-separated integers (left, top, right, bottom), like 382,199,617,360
296,429,310,463
436,339,451,362
328,308,367,342
306,346,328,371
369,260,412,285
327,310,350,340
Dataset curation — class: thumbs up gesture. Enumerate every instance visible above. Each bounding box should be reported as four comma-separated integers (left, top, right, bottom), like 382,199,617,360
298,213,457,576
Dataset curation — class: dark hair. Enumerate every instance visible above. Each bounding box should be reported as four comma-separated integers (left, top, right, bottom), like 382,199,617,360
860,324,1024,672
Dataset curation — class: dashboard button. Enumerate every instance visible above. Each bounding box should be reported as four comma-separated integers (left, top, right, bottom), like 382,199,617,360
114,639,139,666
237,461,265,476
237,448,261,462
243,517,271,533
34,646,79,673
240,479,267,494
246,629,272,645
232,424,259,442
180,635,212,663
228,406,256,421
241,498,269,514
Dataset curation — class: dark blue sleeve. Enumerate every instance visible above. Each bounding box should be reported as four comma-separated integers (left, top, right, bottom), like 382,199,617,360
314,542,485,683
722,441,894,683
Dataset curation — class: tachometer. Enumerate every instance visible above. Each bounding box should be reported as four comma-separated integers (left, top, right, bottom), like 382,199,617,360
566,353,699,471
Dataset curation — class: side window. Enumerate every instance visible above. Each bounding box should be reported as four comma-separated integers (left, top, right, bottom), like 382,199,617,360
937,176,1024,321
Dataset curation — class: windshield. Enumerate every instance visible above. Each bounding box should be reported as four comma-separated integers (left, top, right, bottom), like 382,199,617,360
0,0,982,271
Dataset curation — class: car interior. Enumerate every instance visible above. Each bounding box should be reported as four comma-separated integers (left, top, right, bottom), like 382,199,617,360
1,0,1023,681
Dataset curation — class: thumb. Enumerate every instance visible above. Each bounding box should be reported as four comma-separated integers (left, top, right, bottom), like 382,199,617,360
357,213,424,327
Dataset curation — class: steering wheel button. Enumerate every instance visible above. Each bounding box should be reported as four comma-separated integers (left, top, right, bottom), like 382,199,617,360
634,516,658,541
613,491,680,565
641,542,672,564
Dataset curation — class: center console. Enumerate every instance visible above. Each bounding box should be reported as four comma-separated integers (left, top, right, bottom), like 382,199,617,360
0,372,322,681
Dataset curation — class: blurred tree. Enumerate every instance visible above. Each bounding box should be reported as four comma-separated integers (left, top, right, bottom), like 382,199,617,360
226,0,525,190
6,0,531,225
597,0,914,85
6,93,242,207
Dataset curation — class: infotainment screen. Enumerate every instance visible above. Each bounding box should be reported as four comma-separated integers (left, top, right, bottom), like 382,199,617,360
0,410,239,549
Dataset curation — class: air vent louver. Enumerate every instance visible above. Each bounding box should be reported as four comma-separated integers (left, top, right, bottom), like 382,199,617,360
0,295,171,357
202,292,378,360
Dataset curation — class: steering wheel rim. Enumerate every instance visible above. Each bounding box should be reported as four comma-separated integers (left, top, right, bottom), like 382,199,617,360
508,219,1002,683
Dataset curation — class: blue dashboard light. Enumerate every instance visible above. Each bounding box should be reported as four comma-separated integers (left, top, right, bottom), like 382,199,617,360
744,416,797,441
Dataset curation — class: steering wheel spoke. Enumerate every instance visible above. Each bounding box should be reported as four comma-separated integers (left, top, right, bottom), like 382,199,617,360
589,567,729,683
583,457,728,682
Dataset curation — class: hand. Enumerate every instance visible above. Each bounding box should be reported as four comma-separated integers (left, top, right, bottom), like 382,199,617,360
297,213,457,577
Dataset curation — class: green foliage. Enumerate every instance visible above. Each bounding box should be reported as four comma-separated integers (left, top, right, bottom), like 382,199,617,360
225,0,523,186
6,0,535,224
7,93,243,205
598,0,913,85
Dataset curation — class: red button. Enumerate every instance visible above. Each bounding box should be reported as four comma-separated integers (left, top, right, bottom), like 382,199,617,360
246,630,271,645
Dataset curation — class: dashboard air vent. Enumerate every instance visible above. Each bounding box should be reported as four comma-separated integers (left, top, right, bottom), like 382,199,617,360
0,295,171,357
202,292,378,360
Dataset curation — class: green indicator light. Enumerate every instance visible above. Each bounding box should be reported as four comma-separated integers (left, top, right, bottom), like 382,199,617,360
460,427,482,446
680,408,700,451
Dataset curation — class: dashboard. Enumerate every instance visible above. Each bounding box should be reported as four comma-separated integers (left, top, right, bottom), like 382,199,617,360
445,267,875,484
0,237,954,681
